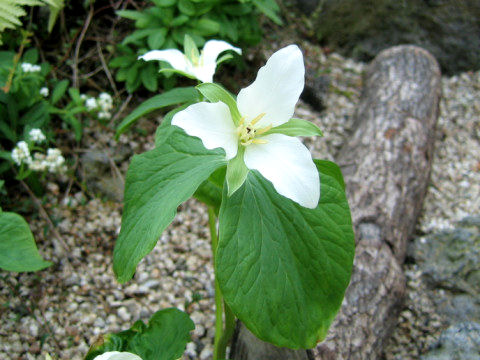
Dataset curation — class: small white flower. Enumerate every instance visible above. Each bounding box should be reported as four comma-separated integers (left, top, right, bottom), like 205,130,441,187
80,94,88,101
40,87,49,97
11,141,31,165
172,45,320,208
140,39,241,83
29,153,47,171
85,97,98,111
93,351,143,360
98,92,113,112
98,111,111,120
21,63,41,73
45,148,65,173
29,128,46,143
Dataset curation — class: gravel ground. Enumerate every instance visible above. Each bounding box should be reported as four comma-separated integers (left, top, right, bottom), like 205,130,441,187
1,45,479,360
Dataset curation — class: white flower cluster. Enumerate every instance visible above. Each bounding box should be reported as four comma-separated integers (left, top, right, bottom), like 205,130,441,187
11,136,66,173
82,92,113,119
11,141,30,165
29,128,46,142
40,87,49,97
21,63,41,73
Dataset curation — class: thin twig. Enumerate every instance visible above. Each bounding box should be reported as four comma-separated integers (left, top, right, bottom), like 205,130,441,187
110,93,132,126
97,41,119,97
73,4,94,88
18,179,70,256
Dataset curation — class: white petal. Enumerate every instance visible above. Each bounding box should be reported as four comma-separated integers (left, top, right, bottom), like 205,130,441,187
172,102,238,160
202,40,242,67
93,351,143,360
244,134,319,208
139,49,189,73
192,40,241,83
237,45,304,128
191,65,215,83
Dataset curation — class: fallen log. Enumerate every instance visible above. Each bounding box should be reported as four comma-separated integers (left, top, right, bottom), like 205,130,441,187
231,45,441,360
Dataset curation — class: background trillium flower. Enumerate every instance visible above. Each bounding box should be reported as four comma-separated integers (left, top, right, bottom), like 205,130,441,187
172,45,320,209
93,351,143,360
139,39,241,83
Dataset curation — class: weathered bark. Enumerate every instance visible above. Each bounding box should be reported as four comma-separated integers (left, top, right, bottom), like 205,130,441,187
231,45,441,360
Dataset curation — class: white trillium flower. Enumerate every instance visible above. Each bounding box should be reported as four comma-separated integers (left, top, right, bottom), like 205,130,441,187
139,39,241,83
172,45,320,209
93,351,143,360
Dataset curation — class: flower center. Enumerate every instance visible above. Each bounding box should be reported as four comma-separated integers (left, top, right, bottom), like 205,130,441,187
236,113,271,146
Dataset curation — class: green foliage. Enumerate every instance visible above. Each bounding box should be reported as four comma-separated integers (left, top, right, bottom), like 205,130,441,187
0,211,51,272
0,48,88,158
216,160,354,348
0,0,65,44
113,124,227,283
85,308,195,360
110,0,281,92
265,118,324,137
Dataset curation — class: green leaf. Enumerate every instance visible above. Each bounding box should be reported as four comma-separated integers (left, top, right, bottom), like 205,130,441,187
130,309,195,360
113,125,227,283
193,166,226,212
147,29,167,49
115,87,199,138
226,146,248,196
193,18,220,36
265,118,323,137
0,212,52,272
123,29,158,45
178,0,196,16
196,83,241,125
217,161,354,348
116,10,146,21
315,160,345,190
85,308,194,360
252,0,283,25
141,63,158,92
22,48,38,64
50,79,69,105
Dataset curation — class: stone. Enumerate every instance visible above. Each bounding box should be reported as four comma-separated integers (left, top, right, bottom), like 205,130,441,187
410,216,480,294
421,322,480,360
301,69,330,111
312,0,480,75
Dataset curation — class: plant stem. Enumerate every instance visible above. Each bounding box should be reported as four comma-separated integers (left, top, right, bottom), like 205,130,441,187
208,206,228,360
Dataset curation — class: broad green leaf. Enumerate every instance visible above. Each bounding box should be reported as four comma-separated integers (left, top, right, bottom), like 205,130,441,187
196,83,241,125
193,18,220,36
50,79,69,105
226,146,248,196
113,125,227,283
265,118,323,137
315,160,345,190
85,308,194,360
115,87,199,138
123,29,158,45
217,161,354,348
130,308,195,360
0,212,52,272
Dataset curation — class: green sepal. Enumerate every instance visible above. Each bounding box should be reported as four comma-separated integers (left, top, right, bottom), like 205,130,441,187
265,118,323,137
159,68,198,81
196,83,241,125
226,146,249,196
183,34,200,64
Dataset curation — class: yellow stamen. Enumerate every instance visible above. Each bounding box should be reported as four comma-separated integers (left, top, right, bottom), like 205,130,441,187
255,125,272,136
251,139,268,144
250,113,266,126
